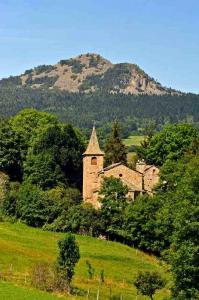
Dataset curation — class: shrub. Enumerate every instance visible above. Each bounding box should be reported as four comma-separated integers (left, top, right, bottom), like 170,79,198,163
30,263,53,291
86,260,95,280
16,182,57,227
134,271,165,300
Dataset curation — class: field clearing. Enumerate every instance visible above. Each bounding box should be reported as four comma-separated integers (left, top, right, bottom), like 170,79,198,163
123,135,145,147
0,222,170,299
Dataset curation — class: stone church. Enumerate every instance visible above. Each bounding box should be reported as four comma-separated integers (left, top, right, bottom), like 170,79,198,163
83,127,159,208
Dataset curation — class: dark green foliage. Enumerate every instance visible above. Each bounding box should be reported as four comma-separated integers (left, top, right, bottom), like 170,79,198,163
24,65,56,76
156,154,199,298
99,269,105,284
24,152,66,189
24,68,33,75
99,177,129,239
124,195,169,254
142,123,198,165
80,64,132,92
10,108,59,149
59,59,71,66
159,155,199,299
134,271,165,300
34,65,56,75
25,75,58,87
59,59,85,73
86,260,95,279
169,241,199,300
46,203,100,236
0,85,199,137
0,76,22,87
15,182,57,227
104,121,127,166
24,123,85,189
2,182,20,217
88,54,101,67
0,120,23,180
57,234,80,291
71,61,85,74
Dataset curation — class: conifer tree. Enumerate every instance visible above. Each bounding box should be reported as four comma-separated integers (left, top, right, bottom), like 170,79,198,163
104,121,127,166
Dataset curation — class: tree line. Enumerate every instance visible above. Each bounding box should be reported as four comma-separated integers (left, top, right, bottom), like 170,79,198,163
0,86,199,138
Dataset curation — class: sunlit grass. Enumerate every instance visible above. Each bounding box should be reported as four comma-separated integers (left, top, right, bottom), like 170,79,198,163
123,135,145,147
0,222,170,299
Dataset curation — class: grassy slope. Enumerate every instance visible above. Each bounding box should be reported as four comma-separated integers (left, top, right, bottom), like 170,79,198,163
0,281,67,300
0,222,170,299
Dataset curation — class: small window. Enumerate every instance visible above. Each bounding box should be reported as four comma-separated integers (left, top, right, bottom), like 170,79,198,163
91,157,97,165
119,173,123,177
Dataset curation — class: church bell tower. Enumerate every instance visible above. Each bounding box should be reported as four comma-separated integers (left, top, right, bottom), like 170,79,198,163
83,126,104,205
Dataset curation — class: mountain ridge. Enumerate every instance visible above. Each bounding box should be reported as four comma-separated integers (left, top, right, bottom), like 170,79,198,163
0,53,180,95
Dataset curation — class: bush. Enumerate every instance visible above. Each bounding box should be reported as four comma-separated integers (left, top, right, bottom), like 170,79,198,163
30,263,53,291
46,203,100,236
16,182,57,227
2,182,20,217
134,271,165,300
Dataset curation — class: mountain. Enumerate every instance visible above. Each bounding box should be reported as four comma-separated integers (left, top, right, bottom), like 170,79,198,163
0,53,198,135
0,53,178,95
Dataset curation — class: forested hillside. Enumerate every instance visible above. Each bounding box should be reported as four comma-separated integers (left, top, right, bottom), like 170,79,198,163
0,87,199,136
0,53,198,137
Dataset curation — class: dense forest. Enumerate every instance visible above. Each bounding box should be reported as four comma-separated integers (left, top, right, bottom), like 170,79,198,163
0,86,199,137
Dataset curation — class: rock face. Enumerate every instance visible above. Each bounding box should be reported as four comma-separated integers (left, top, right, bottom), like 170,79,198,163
0,53,178,95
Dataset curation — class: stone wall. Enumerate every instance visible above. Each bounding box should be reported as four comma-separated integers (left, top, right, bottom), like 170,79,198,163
100,164,143,190
144,166,159,192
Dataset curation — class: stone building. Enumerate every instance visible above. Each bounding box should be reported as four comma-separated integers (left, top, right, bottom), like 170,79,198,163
83,127,159,208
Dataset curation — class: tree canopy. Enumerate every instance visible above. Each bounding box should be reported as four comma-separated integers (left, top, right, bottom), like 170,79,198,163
104,121,127,166
141,123,198,165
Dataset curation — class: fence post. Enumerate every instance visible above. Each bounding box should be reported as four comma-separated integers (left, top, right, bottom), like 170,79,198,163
87,288,90,299
109,286,112,299
96,288,100,300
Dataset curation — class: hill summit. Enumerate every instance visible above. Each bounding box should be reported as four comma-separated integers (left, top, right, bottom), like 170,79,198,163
0,53,178,95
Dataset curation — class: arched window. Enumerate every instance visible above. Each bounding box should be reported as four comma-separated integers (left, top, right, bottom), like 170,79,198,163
91,157,97,165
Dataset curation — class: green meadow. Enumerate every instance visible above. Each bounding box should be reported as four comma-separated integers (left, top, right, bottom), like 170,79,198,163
0,281,68,300
0,222,170,299
123,135,145,147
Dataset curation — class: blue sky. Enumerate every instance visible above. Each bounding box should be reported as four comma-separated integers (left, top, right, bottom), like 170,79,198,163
0,0,199,93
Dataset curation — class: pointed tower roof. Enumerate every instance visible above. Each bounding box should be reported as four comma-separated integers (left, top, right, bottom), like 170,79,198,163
83,126,104,155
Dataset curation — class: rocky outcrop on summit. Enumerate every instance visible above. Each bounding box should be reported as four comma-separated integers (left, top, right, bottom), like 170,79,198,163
0,53,178,95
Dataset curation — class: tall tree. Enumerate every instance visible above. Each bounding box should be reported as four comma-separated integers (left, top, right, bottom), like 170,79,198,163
104,121,127,166
10,108,58,150
24,124,85,189
57,234,80,293
0,120,23,180
99,176,129,240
